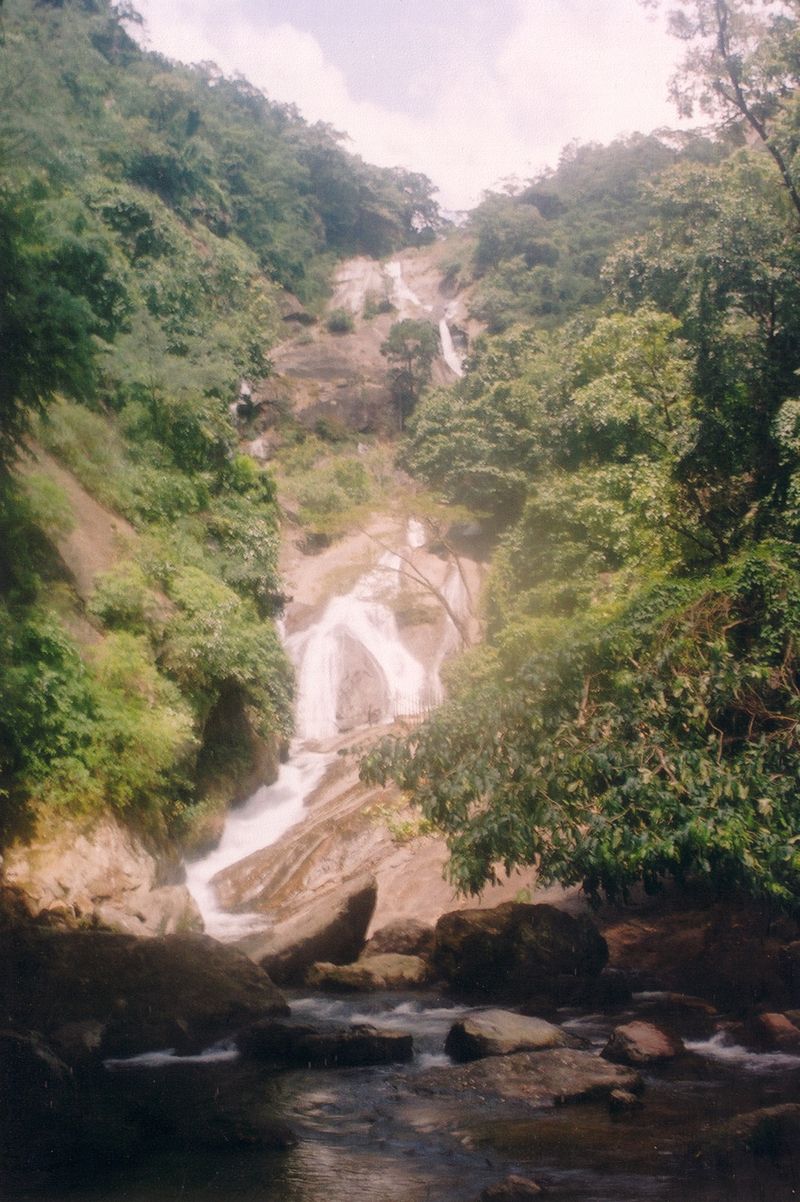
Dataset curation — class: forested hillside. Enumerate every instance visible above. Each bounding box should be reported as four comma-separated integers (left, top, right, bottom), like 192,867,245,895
365,0,800,911
0,0,441,848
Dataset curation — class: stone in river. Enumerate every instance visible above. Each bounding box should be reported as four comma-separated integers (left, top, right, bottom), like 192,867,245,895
0,927,289,1059
601,1020,685,1066
445,1009,581,1062
239,873,377,985
307,953,431,990
411,1047,642,1108
237,1018,413,1067
434,901,608,1001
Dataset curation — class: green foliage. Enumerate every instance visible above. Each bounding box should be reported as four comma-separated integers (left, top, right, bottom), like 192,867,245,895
326,307,355,334
160,564,292,742
0,185,97,473
466,134,719,331
0,607,195,836
376,4,800,914
381,319,439,429
364,546,800,907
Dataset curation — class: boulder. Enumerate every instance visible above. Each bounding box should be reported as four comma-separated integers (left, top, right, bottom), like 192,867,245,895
479,1175,545,1200
0,1030,80,1172
634,992,719,1039
445,1009,580,1062
237,1019,413,1068
238,874,377,985
307,953,431,991
434,902,608,1001
601,1021,685,1066
101,1060,297,1151
746,1011,800,1052
411,1048,642,1108
693,1103,800,1171
365,918,435,959
609,1088,644,1115
0,928,288,1058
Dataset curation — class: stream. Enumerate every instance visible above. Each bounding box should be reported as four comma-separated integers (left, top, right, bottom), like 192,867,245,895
26,522,800,1202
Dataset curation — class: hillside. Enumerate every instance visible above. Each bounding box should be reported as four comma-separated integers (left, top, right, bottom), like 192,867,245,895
0,0,445,879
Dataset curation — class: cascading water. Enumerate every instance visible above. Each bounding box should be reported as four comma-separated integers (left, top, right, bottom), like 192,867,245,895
385,259,431,313
439,303,464,377
186,520,452,936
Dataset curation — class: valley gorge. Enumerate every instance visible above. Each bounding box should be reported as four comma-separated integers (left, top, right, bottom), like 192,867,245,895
3,2,800,1199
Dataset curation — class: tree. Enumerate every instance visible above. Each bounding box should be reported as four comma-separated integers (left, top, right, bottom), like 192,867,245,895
0,187,96,474
659,0,800,218
380,319,439,429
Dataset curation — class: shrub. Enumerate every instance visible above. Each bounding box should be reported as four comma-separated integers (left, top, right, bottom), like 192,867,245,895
326,307,355,334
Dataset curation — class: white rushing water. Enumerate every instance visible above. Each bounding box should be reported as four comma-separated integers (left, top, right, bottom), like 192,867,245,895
187,519,457,937
385,259,432,314
439,303,464,377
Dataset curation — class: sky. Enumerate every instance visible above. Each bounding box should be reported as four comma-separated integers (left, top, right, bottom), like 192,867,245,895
132,0,689,212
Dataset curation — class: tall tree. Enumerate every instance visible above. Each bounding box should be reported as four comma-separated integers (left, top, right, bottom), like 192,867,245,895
658,0,800,217
380,319,439,429
0,188,96,474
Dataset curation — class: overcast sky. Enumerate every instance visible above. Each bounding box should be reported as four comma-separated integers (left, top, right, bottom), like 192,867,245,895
133,0,688,211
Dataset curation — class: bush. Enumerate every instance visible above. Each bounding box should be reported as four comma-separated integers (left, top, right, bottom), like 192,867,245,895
326,307,355,334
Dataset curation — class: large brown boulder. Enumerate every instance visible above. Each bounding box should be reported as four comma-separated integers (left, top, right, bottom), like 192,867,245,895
434,902,608,1001
238,874,377,985
601,1020,685,1066
745,1011,800,1052
0,928,288,1058
445,1009,580,1062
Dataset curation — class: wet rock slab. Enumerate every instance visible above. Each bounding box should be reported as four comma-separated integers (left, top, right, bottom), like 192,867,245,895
238,1018,413,1068
411,1048,643,1108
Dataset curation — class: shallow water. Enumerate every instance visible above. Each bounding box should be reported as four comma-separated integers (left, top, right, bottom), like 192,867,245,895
15,990,800,1202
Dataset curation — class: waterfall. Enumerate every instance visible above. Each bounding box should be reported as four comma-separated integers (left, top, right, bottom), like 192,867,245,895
186,519,456,936
385,259,432,313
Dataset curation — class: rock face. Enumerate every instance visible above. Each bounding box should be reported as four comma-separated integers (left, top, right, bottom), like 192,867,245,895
601,1021,685,1066
238,874,377,985
412,1047,642,1108
444,1009,579,1062
237,1018,413,1067
3,816,201,936
333,630,390,731
307,953,431,990
434,902,608,1001
1,928,288,1058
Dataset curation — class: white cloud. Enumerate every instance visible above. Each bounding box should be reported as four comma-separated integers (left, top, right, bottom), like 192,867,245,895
133,0,686,210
